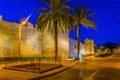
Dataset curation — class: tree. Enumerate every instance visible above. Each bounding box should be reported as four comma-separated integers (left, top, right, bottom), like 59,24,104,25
74,3,96,58
103,42,118,52
37,0,73,60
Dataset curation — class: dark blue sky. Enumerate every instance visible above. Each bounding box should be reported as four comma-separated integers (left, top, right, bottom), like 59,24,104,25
0,0,120,45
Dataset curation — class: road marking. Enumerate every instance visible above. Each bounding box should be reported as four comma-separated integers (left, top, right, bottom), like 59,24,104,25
89,70,99,78
83,70,99,80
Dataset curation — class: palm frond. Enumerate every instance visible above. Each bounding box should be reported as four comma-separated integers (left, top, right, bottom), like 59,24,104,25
86,12,96,18
75,3,85,19
63,0,71,3
82,6,91,18
74,3,97,29
50,0,60,10
60,0,73,11
37,12,50,32
37,8,49,13
37,0,73,34
60,12,74,30
81,18,96,29
40,0,50,9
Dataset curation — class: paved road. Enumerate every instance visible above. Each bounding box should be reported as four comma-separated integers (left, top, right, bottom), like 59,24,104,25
41,54,120,80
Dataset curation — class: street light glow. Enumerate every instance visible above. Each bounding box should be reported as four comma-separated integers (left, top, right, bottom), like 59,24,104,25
18,14,31,58
21,14,31,26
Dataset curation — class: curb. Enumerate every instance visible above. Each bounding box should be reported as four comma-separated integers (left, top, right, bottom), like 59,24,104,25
4,64,63,74
28,61,79,80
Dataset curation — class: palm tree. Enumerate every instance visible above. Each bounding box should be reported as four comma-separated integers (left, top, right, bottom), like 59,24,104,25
74,3,96,59
37,0,73,60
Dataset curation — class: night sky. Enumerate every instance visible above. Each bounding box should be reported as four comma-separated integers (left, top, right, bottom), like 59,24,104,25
0,0,120,45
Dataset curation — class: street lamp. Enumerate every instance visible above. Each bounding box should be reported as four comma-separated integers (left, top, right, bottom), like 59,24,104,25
18,14,31,58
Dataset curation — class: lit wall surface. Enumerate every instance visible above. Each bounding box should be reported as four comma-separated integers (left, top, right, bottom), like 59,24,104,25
42,31,69,58
0,16,94,58
85,39,94,55
0,16,69,58
0,17,41,57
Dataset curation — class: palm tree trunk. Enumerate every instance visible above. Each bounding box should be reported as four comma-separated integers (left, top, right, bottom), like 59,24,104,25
41,32,44,54
55,20,58,61
77,24,80,58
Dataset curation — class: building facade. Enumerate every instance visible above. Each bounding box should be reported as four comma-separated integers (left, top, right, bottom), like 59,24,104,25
69,38,86,58
0,15,95,59
0,15,69,58
85,39,94,55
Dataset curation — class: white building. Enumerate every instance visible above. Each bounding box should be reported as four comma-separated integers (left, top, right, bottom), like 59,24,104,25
69,38,94,58
69,38,86,58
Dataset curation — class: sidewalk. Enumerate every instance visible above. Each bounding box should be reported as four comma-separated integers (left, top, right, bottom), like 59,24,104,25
0,60,79,80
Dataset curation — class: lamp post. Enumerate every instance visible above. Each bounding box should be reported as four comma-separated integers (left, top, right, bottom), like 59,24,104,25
18,15,31,59
18,24,22,58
